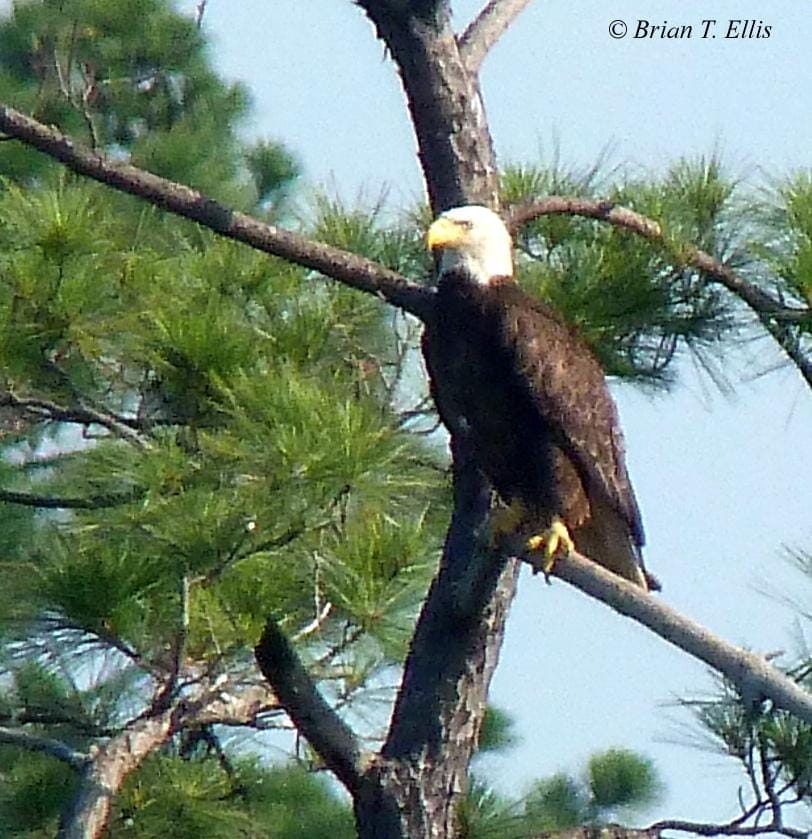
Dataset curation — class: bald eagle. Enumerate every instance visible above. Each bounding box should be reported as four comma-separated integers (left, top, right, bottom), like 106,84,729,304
422,205,657,591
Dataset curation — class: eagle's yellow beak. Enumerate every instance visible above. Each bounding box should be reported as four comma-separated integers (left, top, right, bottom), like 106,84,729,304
426,216,468,252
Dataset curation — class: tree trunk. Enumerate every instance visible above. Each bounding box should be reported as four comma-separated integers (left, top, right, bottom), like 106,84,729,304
357,1,499,211
347,4,509,836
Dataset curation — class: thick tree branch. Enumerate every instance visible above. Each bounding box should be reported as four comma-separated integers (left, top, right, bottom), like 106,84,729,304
547,551,812,724
0,726,89,770
352,437,520,838
57,702,181,839
0,104,433,321
385,435,506,759
254,617,365,794
536,829,659,839
507,198,812,388
458,0,533,72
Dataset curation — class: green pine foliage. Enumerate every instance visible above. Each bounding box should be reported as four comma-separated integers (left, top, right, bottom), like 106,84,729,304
0,749,77,837
0,179,443,830
0,180,446,660
0,2,445,832
2,2,811,835
752,174,812,321
113,756,355,839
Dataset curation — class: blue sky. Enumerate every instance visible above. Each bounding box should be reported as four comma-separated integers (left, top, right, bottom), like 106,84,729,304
3,0,810,825
183,0,812,825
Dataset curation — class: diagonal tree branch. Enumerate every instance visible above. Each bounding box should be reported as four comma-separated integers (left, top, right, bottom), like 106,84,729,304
0,726,90,770
648,815,807,838
507,198,812,389
0,104,433,321
458,0,534,72
546,551,812,725
254,616,365,794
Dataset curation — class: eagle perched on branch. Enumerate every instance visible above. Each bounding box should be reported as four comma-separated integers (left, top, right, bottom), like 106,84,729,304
422,205,658,591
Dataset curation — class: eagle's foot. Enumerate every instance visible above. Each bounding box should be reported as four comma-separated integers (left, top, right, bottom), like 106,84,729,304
526,517,574,580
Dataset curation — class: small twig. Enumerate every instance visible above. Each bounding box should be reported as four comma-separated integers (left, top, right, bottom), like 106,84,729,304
15,712,114,738
757,730,784,826
292,602,333,642
194,0,208,28
0,390,148,448
648,817,808,838
313,623,364,669
202,521,306,586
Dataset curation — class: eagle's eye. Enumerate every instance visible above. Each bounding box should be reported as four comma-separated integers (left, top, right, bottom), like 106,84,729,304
456,219,474,231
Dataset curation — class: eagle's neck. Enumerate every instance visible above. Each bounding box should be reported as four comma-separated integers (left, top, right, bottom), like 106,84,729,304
437,247,513,286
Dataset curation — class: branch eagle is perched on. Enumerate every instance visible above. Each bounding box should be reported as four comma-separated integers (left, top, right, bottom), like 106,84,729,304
422,205,659,591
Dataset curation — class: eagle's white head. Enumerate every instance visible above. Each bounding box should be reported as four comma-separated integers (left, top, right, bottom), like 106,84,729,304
426,205,513,285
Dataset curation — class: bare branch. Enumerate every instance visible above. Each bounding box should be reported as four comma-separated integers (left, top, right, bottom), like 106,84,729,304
537,830,659,839
0,726,89,770
648,816,808,838
508,197,812,389
58,674,276,839
546,551,812,725
0,104,433,321
0,390,148,447
507,198,805,318
458,0,533,72
194,0,207,28
254,617,365,794
0,487,139,509
192,682,279,727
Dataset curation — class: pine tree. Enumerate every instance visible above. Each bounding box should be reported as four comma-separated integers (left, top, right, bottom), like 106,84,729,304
0,1,443,835
0,2,811,838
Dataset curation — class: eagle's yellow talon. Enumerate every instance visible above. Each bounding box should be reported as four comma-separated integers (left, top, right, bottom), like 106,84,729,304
526,518,574,577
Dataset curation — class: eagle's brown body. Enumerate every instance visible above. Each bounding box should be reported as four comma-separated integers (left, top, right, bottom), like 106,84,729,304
423,267,654,589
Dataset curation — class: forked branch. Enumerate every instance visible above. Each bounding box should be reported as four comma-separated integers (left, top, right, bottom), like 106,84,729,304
458,0,534,72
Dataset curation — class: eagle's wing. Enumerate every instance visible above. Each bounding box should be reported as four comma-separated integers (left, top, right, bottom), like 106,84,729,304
497,286,645,548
